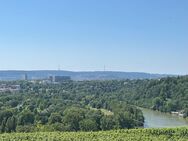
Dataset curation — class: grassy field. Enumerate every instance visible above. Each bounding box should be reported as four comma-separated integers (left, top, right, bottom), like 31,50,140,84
0,128,188,141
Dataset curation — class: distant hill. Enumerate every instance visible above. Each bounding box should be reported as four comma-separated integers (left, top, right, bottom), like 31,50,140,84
0,70,173,81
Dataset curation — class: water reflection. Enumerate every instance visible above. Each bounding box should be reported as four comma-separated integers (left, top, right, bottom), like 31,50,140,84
141,108,188,128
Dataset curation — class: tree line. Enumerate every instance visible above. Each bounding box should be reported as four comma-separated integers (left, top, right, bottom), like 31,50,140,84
0,80,144,133
0,75,187,133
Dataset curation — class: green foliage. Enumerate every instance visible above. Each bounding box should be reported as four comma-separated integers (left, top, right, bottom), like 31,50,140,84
121,76,188,114
16,125,35,133
0,76,187,141
152,97,164,110
63,107,85,131
5,116,16,132
100,115,117,130
79,119,98,131
18,111,35,125
49,113,62,124
0,128,188,141
2,76,188,133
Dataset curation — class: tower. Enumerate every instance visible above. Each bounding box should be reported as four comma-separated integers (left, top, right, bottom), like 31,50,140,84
23,73,28,81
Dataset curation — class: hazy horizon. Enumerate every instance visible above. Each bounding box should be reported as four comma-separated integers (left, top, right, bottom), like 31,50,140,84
0,69,182,76
0,0,187,75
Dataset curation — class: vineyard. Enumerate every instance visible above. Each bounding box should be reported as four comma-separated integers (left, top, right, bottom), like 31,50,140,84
0,128,188,141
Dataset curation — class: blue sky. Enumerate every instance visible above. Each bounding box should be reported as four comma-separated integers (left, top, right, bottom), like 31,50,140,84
0,0,187,74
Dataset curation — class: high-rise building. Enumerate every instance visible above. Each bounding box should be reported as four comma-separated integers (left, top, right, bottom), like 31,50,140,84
23,73,28,80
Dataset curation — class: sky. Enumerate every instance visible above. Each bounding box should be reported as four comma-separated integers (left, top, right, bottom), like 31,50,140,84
0,0,187,75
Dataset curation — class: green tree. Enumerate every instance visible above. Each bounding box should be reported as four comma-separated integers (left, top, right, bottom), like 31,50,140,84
152,97,163,111
79,119,98,131
63,107,85,131
49,113,62,124
115,112,133,129
5,116,17,133
100,116,116,130
0,119,6,133
18,111,35,125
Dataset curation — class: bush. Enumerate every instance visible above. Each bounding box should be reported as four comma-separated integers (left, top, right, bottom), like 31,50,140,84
16,125,35,133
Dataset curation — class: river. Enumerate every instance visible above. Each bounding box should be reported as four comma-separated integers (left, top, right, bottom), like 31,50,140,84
141,108,188,128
